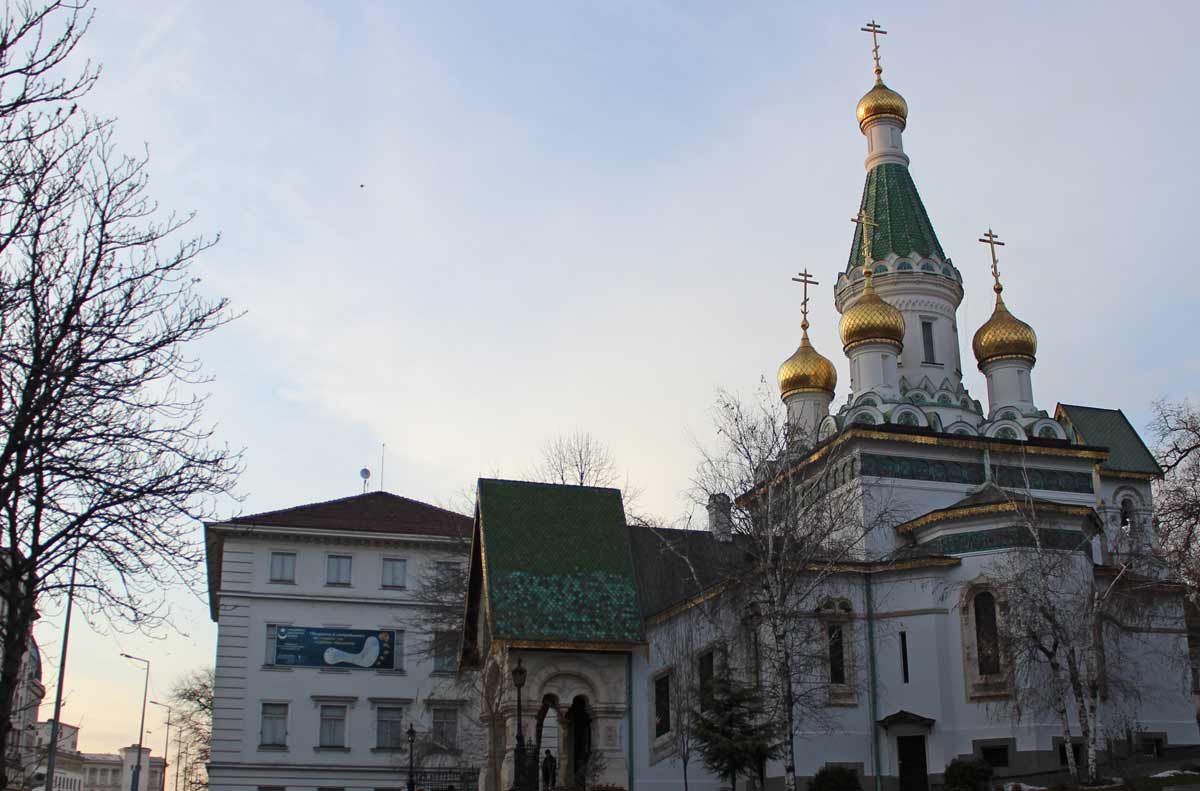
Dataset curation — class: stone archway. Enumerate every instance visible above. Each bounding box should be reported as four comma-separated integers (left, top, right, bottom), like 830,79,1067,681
534,695,562,788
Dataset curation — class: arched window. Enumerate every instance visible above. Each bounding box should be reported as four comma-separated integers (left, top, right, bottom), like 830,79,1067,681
897,411,919,426
974,592,1000,676
996,427,1019,440
1120,498,1135,531
1038,425,1058,439
854,413,876,425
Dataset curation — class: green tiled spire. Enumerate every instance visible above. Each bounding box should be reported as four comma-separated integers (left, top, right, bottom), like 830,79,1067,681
846,163,947,273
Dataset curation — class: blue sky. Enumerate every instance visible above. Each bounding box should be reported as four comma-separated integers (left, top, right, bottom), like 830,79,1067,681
33,0,1200,758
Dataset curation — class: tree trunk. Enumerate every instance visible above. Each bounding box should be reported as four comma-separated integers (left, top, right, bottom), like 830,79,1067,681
0,568,36,791
682,757,689,791
1064,648,1098,784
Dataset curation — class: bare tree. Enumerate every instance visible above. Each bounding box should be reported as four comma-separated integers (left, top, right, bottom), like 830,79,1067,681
981,482,1180,784
533,431,619,488
1150,398,1200,591
169,667,213,789
689,384,904,791
0,13,238,782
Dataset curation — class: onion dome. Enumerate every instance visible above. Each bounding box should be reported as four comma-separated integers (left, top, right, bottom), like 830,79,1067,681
779,320,838,398
856,79,908,131
839,269,905,352
972,283,1037,366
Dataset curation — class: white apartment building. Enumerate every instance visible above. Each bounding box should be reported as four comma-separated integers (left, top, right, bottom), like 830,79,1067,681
204,491,480,791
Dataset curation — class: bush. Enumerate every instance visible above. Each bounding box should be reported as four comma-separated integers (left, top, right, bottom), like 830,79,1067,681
944,757,994,791
810,765,863,791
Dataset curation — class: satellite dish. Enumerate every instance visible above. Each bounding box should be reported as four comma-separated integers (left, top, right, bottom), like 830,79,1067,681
360,468,371,480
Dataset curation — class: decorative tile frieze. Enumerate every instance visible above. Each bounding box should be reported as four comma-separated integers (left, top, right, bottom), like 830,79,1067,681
924,527,1088,555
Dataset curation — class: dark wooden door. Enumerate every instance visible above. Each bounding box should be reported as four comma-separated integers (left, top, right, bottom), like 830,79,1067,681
898,735,929,791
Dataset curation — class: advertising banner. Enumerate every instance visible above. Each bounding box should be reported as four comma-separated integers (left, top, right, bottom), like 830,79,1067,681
273,626,397,670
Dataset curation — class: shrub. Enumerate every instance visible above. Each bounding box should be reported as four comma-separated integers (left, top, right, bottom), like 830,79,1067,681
944,757,994,791
810,765,863,791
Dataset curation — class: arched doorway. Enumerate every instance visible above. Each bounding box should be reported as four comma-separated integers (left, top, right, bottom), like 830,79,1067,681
535,695,561,787
566,695,591,787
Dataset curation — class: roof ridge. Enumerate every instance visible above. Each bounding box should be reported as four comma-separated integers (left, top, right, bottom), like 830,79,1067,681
478,477,624,495
228,489,469,524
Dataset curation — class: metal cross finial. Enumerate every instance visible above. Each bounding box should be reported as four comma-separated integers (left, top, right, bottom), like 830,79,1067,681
851,210,879,272
978,228,1006,290
861,19,888,80
791,269,820,331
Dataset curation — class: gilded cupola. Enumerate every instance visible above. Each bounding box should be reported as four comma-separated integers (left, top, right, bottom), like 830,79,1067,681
856,81,908,131
971,229,1037,367
972,283,1037,366
839,267,905,352
779,319,838,398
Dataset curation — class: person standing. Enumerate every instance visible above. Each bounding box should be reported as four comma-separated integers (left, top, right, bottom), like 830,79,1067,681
541,749,557,790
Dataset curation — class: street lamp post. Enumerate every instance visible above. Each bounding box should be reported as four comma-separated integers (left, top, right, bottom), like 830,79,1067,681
406,723,416,791
122,653,150,791
511,658,527,791
150,701,171,791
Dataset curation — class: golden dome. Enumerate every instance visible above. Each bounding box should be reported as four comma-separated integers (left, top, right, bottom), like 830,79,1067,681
856,80,908,131
839,270,905,352
972,285,1037,366
779,322,838,398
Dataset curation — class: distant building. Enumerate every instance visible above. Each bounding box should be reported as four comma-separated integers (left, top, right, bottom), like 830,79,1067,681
29,721,165,791
204,491,481,791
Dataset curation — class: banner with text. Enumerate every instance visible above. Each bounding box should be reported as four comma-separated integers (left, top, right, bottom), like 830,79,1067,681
273,626,397,670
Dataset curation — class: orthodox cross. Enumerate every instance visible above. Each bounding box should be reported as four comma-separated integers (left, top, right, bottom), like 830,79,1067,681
851,210,879,270
791,269,819,329
978,227,1006,286
861,19,887,79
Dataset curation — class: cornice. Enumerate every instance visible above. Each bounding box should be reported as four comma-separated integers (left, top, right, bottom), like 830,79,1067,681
209,522,463,549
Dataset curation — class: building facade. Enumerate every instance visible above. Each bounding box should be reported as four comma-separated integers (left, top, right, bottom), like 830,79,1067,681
204,492,482,791
29,721,166,791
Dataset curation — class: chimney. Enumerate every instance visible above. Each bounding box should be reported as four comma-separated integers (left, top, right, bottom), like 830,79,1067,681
707,493,733,543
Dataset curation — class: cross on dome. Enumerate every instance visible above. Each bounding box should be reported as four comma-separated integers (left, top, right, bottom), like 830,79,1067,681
978,228,1006,293
860,19,888,83
791,269,819,331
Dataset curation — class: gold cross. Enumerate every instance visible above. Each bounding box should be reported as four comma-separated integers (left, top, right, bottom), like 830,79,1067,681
861,19,887,79
851,210,879,271
791,269,819,328
978,227,1005,286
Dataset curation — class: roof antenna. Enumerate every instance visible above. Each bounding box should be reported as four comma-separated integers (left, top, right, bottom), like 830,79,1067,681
359,467,371,494
380,442,386,492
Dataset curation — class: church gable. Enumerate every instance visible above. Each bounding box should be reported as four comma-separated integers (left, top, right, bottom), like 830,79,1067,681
1056,403,1162,477
474,478,644,648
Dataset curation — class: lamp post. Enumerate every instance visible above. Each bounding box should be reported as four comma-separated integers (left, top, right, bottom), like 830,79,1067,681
149,701,171,791
511,658,527,791
121,653,150,791
406,723,416,791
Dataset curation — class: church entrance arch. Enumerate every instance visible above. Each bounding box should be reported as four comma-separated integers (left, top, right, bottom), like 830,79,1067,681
535,695,562,786
566,695,592,787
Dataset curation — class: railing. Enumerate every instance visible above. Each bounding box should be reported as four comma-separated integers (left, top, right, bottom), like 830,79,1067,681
399,767,480,791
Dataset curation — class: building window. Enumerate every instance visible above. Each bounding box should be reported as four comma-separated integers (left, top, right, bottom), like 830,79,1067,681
376,706,405,749
974,592,1001,676
381,558,406,589
269,552,296,583
326,555,352,586
260,702,288,747
981,745,1009,767
921,320,936,364
900,631,909,684
319,704,347,748
653,673,671,737
432,707,458,748
432,632,458,673
697,649,715,710
828,623,846,685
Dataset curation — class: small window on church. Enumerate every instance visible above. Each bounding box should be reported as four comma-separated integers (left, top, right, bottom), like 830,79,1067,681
1038,425,1058,439
921,320,936,363
897,411,918,427
996,427,1019,440
974,592,1001,676
697,649,715,710
828,623,846,685
654,673,672,737
1120,499,1135,531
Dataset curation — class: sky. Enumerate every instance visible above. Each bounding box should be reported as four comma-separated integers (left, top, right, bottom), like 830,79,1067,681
29,0,1200,763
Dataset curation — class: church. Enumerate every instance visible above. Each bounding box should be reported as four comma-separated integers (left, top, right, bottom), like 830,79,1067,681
457,25,1196,791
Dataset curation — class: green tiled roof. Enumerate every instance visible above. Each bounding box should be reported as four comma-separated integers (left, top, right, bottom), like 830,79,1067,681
1056,404,1162,476
477,479,644,646
847,163,947,273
